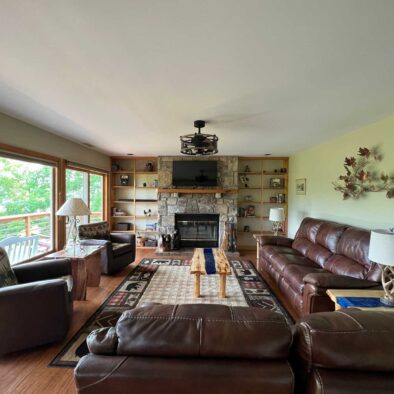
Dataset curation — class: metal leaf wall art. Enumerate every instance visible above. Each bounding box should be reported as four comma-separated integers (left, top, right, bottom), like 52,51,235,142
333,147,394,200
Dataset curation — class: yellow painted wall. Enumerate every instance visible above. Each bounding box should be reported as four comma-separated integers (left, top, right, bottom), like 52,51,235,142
288,115,394,237
0,112,110,170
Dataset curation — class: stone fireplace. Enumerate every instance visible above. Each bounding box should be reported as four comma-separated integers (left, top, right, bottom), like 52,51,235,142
158,156,238,248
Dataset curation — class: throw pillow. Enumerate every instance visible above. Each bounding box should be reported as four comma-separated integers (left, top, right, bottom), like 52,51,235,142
0,247,18,287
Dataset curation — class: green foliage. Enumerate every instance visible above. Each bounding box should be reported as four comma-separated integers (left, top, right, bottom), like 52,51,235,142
0,158,104,239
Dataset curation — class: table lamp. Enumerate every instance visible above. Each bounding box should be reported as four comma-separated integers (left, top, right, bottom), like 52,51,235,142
269,208,285,236
368,229,394,307
57,198,91,248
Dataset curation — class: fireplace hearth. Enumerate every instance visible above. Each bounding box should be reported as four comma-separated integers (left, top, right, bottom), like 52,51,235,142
175,213,219,247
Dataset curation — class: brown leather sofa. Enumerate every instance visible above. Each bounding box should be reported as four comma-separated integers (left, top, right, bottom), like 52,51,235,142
74,304,295,394
255,217,381,319
78,221,135,275
74,304,394,394
0,257,73,355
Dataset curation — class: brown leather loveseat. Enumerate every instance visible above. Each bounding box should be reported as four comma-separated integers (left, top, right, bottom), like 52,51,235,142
74,304,394,394
255,217,381,319
75,304,295,394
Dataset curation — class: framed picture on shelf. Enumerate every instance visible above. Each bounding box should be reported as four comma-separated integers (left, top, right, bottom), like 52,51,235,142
270,178,282,188
296,178,306,195
246,205,255,217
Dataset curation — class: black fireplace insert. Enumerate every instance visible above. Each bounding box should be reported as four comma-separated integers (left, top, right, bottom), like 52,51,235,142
175,213,219,248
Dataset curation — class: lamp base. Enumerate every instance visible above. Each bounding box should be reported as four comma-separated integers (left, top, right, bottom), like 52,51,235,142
380,296,394,307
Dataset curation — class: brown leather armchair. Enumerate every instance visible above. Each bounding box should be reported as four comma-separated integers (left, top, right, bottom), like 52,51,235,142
74,304,294,394
293,309,394,394
78,221,135,275
0,257,73,355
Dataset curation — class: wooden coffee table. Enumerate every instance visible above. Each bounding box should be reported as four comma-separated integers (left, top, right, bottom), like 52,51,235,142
45,245,103,301
191,248,232,298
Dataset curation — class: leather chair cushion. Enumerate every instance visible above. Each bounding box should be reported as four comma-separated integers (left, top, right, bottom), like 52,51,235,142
112,304,292,359
292,238,332,268
79,221,111,240
112,243,134,257
295,310,394,372
281,264,324,294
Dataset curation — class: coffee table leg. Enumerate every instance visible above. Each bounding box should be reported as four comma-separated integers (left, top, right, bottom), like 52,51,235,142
219,274,226,298
194,273,201,298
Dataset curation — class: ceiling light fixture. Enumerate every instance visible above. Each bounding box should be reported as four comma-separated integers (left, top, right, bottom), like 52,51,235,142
180,120,218,155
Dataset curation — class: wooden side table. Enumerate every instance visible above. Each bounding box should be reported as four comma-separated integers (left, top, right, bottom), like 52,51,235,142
45,245,103,301
326,289,394,312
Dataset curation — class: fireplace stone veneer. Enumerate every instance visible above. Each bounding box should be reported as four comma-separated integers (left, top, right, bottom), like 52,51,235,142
158,156,238,247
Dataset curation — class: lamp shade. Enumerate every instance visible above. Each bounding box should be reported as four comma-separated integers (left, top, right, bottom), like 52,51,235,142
368,230,394,266
56,198,91,216
269,208,285,222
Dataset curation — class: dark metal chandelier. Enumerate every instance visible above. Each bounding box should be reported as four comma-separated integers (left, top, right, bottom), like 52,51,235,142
180,120,218,155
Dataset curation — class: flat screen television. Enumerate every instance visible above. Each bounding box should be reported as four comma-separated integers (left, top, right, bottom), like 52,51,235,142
172,161,218,187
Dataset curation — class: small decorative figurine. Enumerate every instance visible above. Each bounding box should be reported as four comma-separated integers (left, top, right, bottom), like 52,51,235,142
244,165,250,172
145,162,154,172
144,209,152,217
162,234,172,251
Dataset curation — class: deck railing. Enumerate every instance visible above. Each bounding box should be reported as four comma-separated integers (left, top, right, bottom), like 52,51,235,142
0,212,102,245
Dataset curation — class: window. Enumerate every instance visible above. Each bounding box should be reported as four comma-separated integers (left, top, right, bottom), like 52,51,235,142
0,156,55,265
66,167,105,224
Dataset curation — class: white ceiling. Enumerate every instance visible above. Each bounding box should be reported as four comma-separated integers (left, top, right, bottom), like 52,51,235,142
0,0,393,156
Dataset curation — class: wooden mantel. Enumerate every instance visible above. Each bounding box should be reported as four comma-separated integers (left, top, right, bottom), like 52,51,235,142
158,188,238,194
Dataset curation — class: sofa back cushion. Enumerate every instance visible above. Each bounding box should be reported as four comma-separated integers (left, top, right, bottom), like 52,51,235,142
293,218,346,268
112,304,292,360
324,227,380,281
0,247,18,288
78,221,110,240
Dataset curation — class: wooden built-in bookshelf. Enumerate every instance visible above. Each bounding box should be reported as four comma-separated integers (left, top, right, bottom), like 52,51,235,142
110,156,159,249
237,157,289,251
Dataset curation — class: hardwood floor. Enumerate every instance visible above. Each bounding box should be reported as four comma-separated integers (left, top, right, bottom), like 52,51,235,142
0,250,256,394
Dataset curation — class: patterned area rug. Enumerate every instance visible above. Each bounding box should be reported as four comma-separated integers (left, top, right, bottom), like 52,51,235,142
49,258,292,368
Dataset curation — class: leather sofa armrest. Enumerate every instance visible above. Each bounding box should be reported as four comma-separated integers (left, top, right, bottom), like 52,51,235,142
110,233,135,244
294,310,394,372
255,235,294,248
13,258,71,283
87,327,118,355
303,273,380,289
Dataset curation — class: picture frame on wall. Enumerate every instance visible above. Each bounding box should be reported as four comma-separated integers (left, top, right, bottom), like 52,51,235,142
296,178,306,195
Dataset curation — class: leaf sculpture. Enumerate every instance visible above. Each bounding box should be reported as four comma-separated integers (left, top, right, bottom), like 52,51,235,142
333,146,394,199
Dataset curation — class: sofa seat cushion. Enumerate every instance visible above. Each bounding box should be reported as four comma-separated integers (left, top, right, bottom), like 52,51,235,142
260,245,301,260
270,253,319,274
112,243,134,257
281,264,324,294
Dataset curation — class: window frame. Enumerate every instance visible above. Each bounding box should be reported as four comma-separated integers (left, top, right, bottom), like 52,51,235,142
0,143,61,263
66,163,108,224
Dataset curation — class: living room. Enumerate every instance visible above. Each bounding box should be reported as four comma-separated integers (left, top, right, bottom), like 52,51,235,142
0,1,394,393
